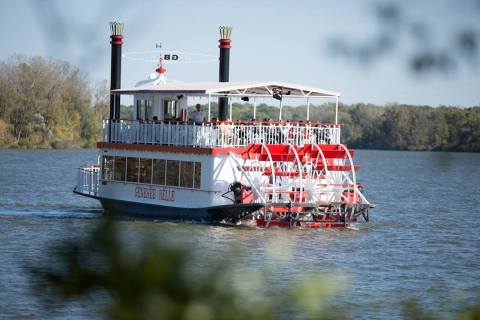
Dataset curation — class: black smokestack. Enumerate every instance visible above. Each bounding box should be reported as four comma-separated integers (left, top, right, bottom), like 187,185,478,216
218,26,232,121
109,21,124,122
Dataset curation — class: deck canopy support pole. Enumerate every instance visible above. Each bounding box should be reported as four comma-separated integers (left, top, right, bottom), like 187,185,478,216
306,97,310,121
229,99,233,121
278,99,283,121
208,94,211,121
253,98,257,120
144,97,149,120
134,99,139,120
335,96,339,124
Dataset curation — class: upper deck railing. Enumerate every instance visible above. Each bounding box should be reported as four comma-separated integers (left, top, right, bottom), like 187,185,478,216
104,120,341,148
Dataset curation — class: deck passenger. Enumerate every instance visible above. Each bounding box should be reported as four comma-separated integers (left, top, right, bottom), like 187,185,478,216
303,121,313,144
218,121,233,145
265,118,279,144
191,104,206,124
164,112,173,122
236,120,247,145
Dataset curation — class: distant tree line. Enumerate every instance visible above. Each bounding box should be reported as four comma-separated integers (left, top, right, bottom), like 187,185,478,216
0,55,108,148
0,55,478,152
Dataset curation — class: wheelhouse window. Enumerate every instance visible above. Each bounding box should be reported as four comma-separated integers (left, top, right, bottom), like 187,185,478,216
114,156,126,181
139,158,152,184
163,100,178,120
152,159,166,185
166,160,179,186
180,161,194,188
102,156,114,181
136,99,143,120
136,97,153,120
145,98,153,120
194,162,201,189
126,157,139,182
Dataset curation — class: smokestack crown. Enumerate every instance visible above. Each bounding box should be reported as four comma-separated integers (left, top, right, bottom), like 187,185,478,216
219,26,232,40
110,21,124,36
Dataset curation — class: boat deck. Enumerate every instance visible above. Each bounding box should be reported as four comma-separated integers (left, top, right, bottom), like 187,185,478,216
104,120,341,148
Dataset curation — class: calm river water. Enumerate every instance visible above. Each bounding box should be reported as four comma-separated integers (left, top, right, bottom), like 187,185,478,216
0,149,479,319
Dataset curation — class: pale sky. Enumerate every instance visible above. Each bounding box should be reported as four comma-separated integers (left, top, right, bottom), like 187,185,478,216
1,0,479,107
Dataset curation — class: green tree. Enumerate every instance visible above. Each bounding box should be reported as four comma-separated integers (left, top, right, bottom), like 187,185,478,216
0,55,102,148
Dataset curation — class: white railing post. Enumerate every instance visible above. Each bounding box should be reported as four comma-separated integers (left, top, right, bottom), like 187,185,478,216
208,94,211,122
89,169,93,195
167,123,171,146
183,122,187,146
111,121,115,142
149,122,153,144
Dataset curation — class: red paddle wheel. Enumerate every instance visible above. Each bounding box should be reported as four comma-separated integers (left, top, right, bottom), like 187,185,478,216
229,143,372,228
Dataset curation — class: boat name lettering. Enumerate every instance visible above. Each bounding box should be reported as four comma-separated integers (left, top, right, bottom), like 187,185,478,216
134,186,156,199
158,188,175,201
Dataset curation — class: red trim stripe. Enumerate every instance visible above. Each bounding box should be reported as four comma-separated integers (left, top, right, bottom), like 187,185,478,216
218,39,232,48
110,35,124,45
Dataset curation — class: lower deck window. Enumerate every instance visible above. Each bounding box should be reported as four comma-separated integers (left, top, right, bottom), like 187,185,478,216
153,159,166,185
180,161,194,188
114,157,126,181
126,157,139,182
139,158,152,183
194,162,201,189
166,160,179,186
103,156,201,189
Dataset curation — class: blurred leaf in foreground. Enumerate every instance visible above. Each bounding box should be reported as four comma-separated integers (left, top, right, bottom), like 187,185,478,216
32,218,479,319
33,218,344,320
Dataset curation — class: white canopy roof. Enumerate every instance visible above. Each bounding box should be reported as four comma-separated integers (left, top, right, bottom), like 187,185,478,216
112,81,340,98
